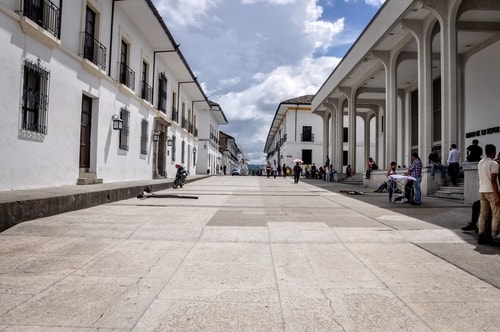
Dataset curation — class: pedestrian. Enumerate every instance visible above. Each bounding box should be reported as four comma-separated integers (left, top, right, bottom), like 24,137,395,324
477,144,500,245
266,162,272,178
293,162,302,184
282,163,287,178
365,157,378,179
223,165,227,175
405,152,422,205
272,162,277,179
447,144,461,186
428,147,446,180
346,165,352,177
466,139,483,162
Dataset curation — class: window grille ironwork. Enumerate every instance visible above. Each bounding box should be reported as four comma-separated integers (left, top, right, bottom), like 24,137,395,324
82,32,107,70
119,62,135,90
119,108,130,150
158,73,167,112
140,119,148,155
23,0,61,38
21,59,50,135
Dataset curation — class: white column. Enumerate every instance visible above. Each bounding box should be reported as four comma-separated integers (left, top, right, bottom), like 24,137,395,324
372,51,397,167
336,99,345,173
401,19,433,163
322,111,329,163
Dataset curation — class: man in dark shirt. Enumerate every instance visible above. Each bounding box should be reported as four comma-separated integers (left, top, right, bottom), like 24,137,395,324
467,139,483,162
428,147,446,180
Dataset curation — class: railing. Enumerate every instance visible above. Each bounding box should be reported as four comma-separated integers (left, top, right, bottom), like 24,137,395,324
81,32,107,71
188,122,193,133
301,133,314,142
194,128,198,137
119,62,135,90
171,108,178,122
181,117,187,129
23,0,61,38
141,81,152,103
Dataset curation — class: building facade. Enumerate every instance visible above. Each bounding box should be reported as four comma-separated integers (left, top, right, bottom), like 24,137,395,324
312,0,500,203
0,0,214,190
219,131,242,175
196,101,228,175
264,95,326,170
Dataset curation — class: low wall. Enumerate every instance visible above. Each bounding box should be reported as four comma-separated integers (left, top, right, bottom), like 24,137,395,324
0,178,202,232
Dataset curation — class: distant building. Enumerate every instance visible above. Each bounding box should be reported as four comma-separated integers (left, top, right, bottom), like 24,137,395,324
219,131,242,175
196,101,228,175
0,0,219,190
263,95,326,169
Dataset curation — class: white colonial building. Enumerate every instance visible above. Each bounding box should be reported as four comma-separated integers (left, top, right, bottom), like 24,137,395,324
0,0,217,190
219,131,243,175
264,95,327,170
312,0,500,203
196,101,228,175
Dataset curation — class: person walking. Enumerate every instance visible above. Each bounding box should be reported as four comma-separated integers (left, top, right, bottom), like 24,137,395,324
447,144,461,186
477,144,500,245
293,162,302,184
405,152,422,205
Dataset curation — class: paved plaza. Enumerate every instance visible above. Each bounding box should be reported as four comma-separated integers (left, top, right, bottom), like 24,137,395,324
0,176,499,331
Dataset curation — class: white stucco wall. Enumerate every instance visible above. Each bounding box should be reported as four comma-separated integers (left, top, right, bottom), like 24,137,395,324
0,2,204,190
464,40,500,154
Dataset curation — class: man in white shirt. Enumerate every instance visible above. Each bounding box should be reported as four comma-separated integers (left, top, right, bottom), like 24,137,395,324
447,144,461,185
477,144,500,245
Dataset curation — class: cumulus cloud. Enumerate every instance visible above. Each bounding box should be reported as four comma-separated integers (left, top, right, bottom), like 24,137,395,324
152,0,380,164
344,0,386,7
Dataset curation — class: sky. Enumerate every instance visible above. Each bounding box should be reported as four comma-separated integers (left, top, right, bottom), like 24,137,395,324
152,0,386,165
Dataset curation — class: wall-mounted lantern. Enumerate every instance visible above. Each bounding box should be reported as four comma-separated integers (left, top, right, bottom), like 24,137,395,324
167,137,173,146
152,131,160,142
112,115,123,130
193,147,197,153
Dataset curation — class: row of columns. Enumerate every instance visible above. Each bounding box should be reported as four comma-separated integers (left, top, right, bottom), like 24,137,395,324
320,0,463,175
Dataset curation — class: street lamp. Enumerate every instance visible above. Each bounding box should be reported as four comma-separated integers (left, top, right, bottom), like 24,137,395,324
152,131,160,142
112,115,123,130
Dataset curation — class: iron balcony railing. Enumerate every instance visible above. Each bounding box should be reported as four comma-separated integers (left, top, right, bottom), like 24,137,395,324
119,62,135,90
81,32,107,71
181,117,187,129
301,133,314,142
194,128,198,137
141,81,153,103
23,0,61,38
171,108,178,122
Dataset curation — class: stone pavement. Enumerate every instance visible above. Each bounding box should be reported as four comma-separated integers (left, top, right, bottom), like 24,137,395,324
0,176,499,331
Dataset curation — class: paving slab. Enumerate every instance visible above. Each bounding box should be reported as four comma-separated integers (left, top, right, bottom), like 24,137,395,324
0,176,499,331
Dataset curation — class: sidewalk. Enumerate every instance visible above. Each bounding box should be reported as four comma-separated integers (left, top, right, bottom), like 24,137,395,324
0,175,499,331
0,175,209,232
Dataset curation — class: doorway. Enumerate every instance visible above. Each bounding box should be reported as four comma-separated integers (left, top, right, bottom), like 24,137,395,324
79,95,92,169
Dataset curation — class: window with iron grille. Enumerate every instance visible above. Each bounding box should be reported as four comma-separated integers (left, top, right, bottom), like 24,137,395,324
119,108,129,150
21,59,50,135
140,119,148,155
181,140,185,164
171,135,176,162
158,73,167,112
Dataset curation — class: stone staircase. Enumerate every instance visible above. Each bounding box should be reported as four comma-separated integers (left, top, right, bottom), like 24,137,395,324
341,173,364,186
77,169,103,185
428,178,464,201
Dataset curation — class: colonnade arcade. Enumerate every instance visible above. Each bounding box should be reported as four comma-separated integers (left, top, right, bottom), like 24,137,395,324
314,0,500,175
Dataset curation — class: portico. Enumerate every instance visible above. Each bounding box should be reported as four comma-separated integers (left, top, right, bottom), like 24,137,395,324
312,0,500,203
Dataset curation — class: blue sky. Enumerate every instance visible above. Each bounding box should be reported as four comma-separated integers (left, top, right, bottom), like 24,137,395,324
153,0,385,164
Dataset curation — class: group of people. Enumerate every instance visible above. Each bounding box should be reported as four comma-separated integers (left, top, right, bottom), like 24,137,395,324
461,143,500,246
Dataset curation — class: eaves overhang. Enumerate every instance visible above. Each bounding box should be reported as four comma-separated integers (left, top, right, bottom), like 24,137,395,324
311,0,415,111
